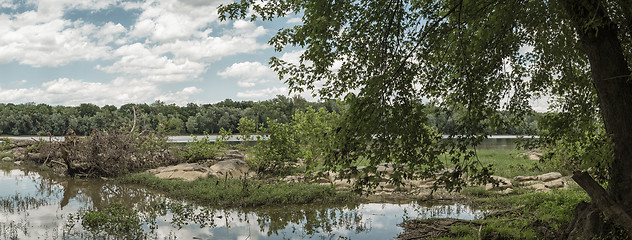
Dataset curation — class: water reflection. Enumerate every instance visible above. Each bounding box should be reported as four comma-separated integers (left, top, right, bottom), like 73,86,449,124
0,169,484,239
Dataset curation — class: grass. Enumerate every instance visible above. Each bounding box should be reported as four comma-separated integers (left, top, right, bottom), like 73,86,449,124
119,173,357,208
469,149,558,178
0,152,13,159
426,185,590,240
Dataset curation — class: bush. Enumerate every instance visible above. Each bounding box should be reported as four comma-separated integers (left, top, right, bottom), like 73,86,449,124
179,133,220,162
249,119,300,176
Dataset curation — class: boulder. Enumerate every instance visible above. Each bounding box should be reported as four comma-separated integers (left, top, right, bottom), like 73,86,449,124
499,188,513,195
208,159,254,178
154,170,207,181
485,176,513,190
149,163,209,181
528,183,551,193
513,175,538,182
377,163,394,174
544,178,565,189
333,179,355,188
222,150,245,160
537,172,563,182
1,156,12,162
283,175,303,183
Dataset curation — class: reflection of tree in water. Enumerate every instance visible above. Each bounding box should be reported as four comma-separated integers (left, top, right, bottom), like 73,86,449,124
236,203,370,237
405,203,485,221
3,170,385,239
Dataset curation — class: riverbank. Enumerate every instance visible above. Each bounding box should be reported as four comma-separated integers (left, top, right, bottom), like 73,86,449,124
1,135,601,239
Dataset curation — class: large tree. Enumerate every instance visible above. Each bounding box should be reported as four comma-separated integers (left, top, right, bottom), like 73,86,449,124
220,0,632,237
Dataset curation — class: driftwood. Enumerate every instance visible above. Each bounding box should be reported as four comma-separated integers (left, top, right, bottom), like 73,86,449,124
572,171,632,237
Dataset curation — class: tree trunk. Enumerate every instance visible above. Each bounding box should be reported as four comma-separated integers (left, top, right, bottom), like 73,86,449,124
561,0,632,238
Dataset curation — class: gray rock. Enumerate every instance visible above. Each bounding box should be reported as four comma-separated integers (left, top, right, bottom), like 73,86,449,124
513,175,538,182
208,159,254,178
544,178,565,188
1,156,12,162
485,176,513,190
283,175,303,183
528,183,551,193
537,172,562,182
149,163,209,181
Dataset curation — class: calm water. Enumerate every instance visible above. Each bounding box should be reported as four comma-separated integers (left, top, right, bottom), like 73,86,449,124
2,135,531,150
0,169,484,240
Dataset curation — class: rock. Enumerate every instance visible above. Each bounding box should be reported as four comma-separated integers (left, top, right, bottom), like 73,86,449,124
27,152,44,160
154,170,207,181
1,156,12,162
333,179,355,188
283,175,303,183
149,163,209,181
485,176,513,190
537,172,562,182
499,188,513,195
518,150,542,161
544,178,565,189
513,175,538,182
208,159,254,179
223,150,245,160
528,183,551,193
13,161,21,166
377,163,394,173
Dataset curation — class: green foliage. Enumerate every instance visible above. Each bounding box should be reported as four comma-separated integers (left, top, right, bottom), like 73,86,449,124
217,0,632,194
0,96,343,136
119,173,356,207
236,116,256,141
537,115,612,182
250,119,300,176
292,106,339,171
0,138,12,151
216,127,232,151
80,202,149,240
179,133,220,162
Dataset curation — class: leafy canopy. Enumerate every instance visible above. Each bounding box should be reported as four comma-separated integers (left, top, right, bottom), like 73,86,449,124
219,0,631,190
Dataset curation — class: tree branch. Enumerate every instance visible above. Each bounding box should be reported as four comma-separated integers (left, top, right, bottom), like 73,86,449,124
572,171,632,236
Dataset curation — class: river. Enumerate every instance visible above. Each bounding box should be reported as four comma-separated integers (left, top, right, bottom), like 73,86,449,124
2,135,533,150
0,168,484,239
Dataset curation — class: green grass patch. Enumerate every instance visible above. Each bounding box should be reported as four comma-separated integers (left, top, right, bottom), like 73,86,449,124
437,186,589,240
0,152,14,159
472,149,558,178
119,173,357,208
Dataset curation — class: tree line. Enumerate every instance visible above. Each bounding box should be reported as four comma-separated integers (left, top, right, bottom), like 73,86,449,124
0,95,540,136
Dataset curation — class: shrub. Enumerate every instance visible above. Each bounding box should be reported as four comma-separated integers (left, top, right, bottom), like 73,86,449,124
179,133,219,162
249,119,300,176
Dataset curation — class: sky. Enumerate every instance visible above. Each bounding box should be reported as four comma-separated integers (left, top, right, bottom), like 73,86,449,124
0,0,551,112
0,0,308,106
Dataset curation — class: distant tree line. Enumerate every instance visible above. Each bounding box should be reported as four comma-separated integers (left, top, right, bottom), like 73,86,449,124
0,95,540,136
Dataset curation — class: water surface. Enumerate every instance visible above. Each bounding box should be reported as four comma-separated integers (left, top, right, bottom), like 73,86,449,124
0,169,484,239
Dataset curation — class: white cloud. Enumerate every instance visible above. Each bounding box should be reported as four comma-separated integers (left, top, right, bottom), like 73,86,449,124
286,17,301,24
218,61,277,87
97,43,206,83
0,78,161,106
279,50,305,65
94,22,127,45
236,87,289,99
129,0,228,42
155,86,203,105
0,17,111,67
155,34,268,62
